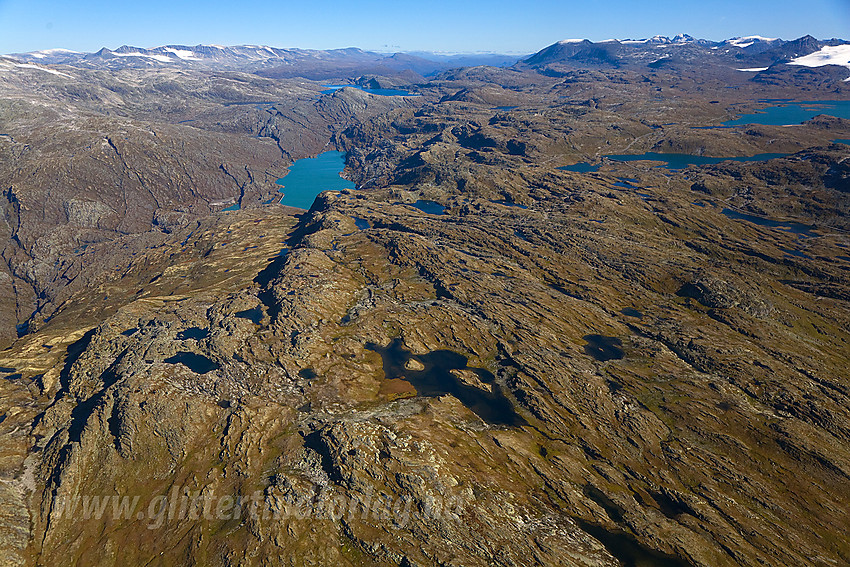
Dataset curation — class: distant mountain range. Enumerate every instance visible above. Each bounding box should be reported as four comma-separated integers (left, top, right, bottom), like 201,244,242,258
519,35,850,80
6,35,850,82
7,44,524,79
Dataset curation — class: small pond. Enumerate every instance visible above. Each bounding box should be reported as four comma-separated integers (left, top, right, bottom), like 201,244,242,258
367,339,525,427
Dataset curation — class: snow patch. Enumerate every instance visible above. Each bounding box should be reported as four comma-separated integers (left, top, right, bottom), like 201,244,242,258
14,63,72,77
730,35,778,46
736,67,769,72
725,36,779,48
789,44,850,72
28,48,79,58
557,39,586,44
164,48,200,60
112,51,173,63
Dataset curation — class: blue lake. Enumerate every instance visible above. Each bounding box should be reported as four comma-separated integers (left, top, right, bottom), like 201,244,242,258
723,100,850,126
559,152,786,172
407,200,446,215
277,151,355,210
322,85,415,96
720,208,819,238
559,162,601,173
366,339,525,427
605,152,787,169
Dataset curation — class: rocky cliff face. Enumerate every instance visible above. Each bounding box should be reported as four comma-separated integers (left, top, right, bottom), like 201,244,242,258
0,46,849,567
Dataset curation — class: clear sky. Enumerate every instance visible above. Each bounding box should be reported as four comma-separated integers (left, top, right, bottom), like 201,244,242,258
0,0,847,55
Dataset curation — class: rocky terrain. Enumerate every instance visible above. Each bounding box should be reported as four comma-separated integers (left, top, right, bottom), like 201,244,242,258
0,36,849,566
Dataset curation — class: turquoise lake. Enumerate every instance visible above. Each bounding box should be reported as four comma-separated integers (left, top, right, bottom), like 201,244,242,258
277,151,355,210
723,100,850,126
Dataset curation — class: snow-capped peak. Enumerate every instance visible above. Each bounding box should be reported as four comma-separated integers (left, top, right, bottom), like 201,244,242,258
726,35,780,48
738,35,779,42
618,35,690,45
28,48,80,59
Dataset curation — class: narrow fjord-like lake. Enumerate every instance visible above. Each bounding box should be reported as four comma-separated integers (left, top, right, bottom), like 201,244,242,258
559,152,787,172
604,152,787,169
321,85,415,96
277,150,355,210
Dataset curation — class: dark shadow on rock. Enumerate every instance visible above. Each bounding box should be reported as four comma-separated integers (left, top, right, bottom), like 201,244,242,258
255,249,290,321
302,429,343,483
576,518,695,567
58,328,98,393
68,364,121,443
254,249,290,288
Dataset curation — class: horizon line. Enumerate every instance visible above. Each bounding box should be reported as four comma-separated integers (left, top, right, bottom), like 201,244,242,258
6,33,847,58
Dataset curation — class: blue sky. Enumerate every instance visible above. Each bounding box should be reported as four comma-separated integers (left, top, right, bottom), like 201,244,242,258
0,0,847,54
